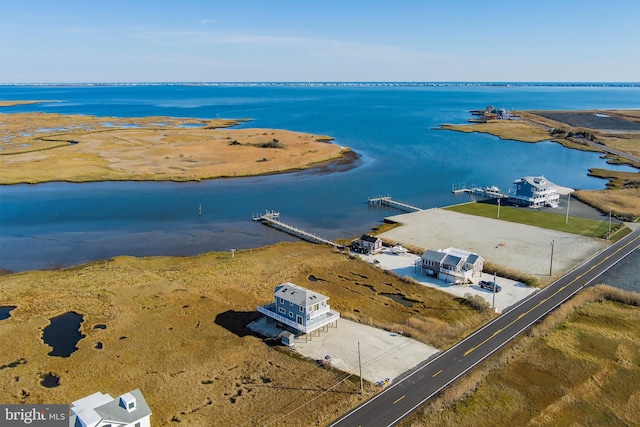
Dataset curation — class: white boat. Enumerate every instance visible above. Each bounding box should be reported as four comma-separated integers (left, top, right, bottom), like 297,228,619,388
390,245,408,254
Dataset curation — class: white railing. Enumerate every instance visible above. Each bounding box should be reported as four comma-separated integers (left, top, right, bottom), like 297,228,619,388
308,305,330,320
257,305,340,334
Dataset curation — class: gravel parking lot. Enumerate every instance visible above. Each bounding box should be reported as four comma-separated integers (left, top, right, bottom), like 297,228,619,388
378,208,608,278
248,317,439,384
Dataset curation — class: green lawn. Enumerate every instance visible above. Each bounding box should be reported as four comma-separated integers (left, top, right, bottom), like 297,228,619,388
444,202,613,238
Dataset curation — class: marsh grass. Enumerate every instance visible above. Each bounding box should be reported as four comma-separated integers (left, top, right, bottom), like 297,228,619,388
404,285,640,427
0,112,347,184
0,242,490,426
573,188,640,221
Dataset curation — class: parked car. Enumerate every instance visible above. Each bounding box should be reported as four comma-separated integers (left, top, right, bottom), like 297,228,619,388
479,280,501,292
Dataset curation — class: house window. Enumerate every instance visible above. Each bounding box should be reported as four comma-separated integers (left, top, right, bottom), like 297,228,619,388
299,306,304,313
279,297,284,304
289,301,293,306
314,304,319,311
279,307,286,314
289,311,293,318
135,423,141,427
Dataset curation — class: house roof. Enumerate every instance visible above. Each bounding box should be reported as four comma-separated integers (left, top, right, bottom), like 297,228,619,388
442,254,464,268
421,249,447,263
275,282,329,307
518,176,557,190
466,253,482,264
360,234,381,243
71,389,151,427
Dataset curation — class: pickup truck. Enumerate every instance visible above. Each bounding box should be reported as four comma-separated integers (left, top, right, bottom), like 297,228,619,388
479,280,501,292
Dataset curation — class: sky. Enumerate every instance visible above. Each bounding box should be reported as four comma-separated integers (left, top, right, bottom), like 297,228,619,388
1,0,639,83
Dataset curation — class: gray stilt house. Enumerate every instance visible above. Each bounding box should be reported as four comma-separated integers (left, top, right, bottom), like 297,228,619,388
257,282,340,336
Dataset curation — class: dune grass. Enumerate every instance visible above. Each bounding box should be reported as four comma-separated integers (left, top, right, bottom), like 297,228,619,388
444,202,615,238
0,242,491,426
404,285,640,427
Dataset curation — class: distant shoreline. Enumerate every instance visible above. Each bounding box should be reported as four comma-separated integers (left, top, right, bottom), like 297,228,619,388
2,82,639,88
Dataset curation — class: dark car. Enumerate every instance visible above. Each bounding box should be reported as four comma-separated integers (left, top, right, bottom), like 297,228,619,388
479,280,501,292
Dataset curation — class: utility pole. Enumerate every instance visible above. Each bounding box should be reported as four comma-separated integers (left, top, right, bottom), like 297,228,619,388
549,240,554,276
565,193,571,224
358,342,363,395
608,211,612,239
492,272,497,311
497,197,501,219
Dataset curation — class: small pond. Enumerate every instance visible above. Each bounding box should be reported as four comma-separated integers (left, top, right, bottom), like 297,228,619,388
42,312,85,357
380,293,416,308
0,306,17,321
41,372,60,388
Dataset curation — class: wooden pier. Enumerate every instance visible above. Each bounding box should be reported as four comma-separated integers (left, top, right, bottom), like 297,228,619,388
367,195,423,213
451,183,507,199
252,210,341,248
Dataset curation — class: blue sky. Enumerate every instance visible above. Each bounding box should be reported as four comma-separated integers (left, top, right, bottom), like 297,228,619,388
1,0,638,83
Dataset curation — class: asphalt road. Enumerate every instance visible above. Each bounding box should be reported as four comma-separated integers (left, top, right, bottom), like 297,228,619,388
331,228,640,427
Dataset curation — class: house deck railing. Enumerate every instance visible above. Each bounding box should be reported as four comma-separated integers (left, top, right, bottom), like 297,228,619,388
258,305,340,334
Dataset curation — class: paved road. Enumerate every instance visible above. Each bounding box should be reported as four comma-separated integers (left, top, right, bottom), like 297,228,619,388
331,228,640,427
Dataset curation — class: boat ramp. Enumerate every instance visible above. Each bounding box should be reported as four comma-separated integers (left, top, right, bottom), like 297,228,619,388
252,210,341,248
367,195,423,213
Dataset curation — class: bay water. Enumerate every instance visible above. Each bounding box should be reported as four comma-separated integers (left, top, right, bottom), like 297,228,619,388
1,84,638,278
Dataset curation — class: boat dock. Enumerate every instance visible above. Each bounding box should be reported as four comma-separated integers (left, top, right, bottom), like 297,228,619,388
452,183,507,199
368,196,423,213
252,210,341,248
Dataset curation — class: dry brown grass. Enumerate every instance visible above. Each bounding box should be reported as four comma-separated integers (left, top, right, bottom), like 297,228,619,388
0,112,348,184
403,285,640,427
574,188,640,221
438,121,551,143
0,100,51,107
0,242,490,426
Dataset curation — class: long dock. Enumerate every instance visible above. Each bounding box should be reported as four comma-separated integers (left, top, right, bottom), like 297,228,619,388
451,183,507,199
368,195,423,213
252,210,341,248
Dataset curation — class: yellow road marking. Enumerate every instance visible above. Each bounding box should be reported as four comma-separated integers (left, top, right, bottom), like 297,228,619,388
463,234,639,357
433,369,443,377
394,395,405,405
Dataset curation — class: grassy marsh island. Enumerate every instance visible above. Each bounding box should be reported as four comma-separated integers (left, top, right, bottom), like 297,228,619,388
439,109,640,220
0,243,492,426
0,111,351,184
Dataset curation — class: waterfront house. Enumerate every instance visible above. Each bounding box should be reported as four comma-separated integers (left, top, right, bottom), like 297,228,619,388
69,388,151,427
508,176,560,208
257,282,340,336
351,234,383,254
416,247,484,284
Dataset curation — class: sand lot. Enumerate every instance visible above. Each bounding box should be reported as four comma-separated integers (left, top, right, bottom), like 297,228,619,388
249,317,439,384
358,249,537,313
378,208,608,278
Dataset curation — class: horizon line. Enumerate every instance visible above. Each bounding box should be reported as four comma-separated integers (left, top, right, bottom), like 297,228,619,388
2,81,639,87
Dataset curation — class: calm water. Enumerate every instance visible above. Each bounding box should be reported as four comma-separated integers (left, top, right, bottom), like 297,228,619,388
42,311,85,358
1,85,639,278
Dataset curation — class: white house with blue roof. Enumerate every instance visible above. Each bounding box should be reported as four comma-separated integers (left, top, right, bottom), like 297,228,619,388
257,282,340,336
69,388,151,427
417,247,484,284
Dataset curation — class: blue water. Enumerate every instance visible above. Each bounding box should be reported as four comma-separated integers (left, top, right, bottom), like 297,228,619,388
1,84,639,272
